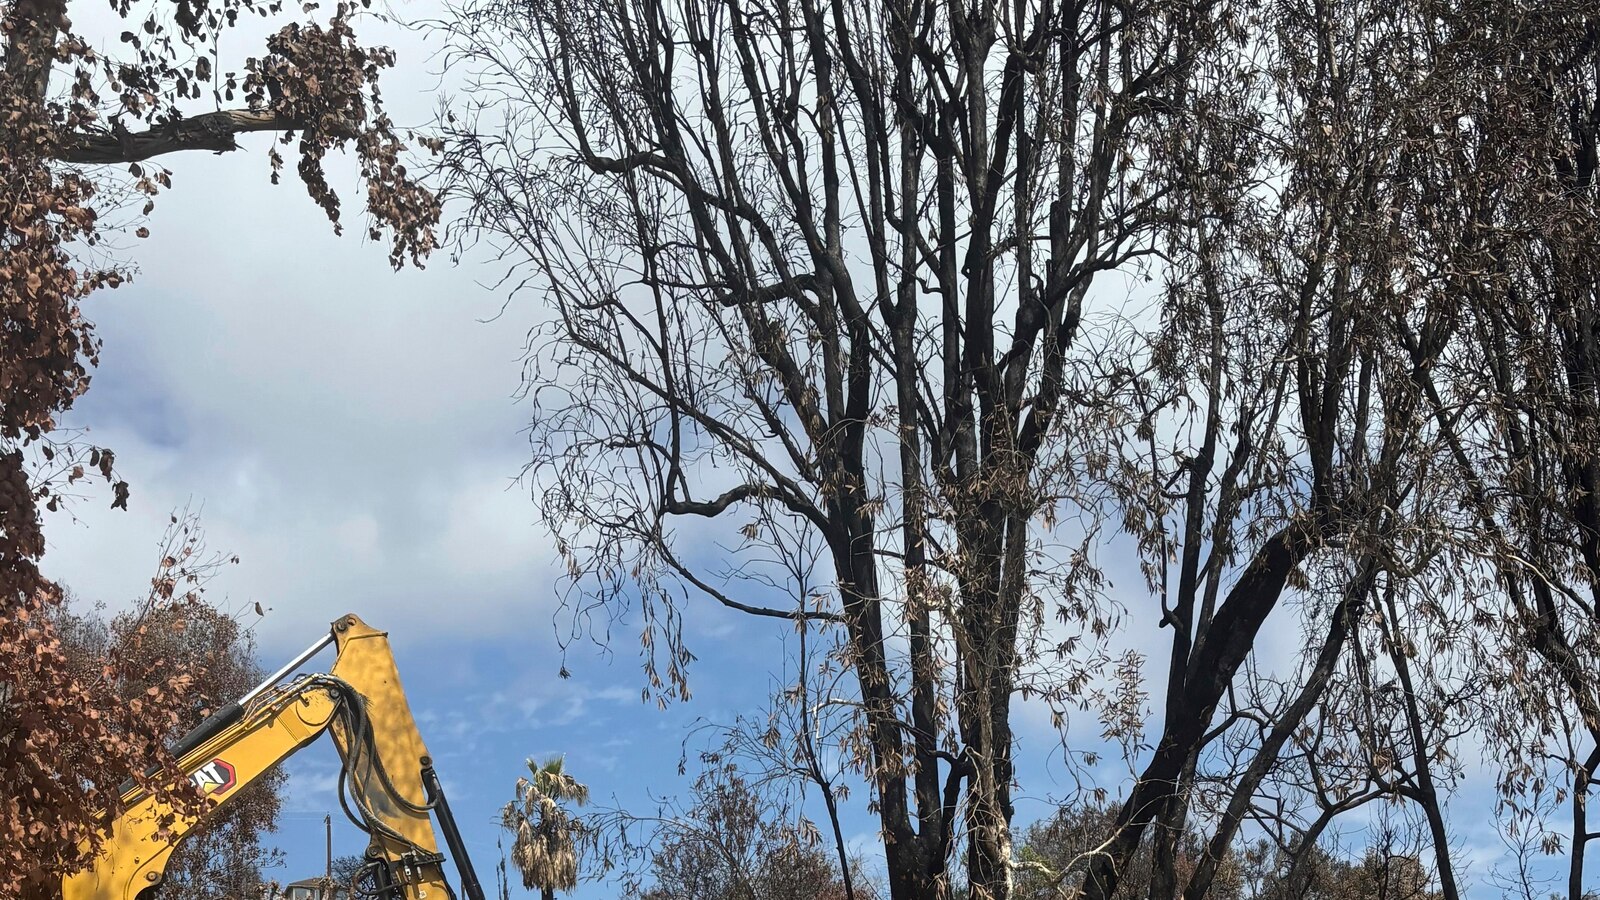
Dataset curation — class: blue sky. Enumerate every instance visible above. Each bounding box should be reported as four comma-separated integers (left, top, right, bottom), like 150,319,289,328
33,10,1578,898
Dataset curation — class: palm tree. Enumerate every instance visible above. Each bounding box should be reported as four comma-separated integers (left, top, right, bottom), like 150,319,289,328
503,756,588,900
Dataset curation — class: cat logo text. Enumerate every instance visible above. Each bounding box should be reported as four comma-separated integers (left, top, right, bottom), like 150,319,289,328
189,759,237,796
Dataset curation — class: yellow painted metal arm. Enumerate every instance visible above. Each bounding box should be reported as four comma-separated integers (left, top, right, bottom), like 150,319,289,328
62,614,462,900
62,683,339,900
323,614,454,900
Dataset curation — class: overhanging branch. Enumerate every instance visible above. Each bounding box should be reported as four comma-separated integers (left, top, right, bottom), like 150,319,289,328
57,110,299,164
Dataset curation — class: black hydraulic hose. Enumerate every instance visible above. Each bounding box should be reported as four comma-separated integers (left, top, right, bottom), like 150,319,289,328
325,678,429,849
116,700,246,798
168,701,246,759
420,759,487,900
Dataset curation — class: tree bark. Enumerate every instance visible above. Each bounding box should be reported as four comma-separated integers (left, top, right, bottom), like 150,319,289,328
1183,561,1372,899
2,0,64,102
1082,517,1322,900
1375,580,1461,900
57,110,296,164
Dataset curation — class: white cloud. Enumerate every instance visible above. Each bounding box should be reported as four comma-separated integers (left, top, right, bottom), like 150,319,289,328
37,15,564,653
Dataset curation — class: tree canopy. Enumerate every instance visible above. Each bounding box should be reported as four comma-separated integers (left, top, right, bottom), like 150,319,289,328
435,0,1600,897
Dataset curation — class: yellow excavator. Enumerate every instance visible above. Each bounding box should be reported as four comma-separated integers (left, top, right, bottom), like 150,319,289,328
61,614,487,900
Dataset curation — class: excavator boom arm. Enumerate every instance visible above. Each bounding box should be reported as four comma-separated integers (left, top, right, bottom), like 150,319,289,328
62,615,484,900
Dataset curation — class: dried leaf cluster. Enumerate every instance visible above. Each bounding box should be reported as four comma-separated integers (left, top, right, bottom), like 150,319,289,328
504,756,589,899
